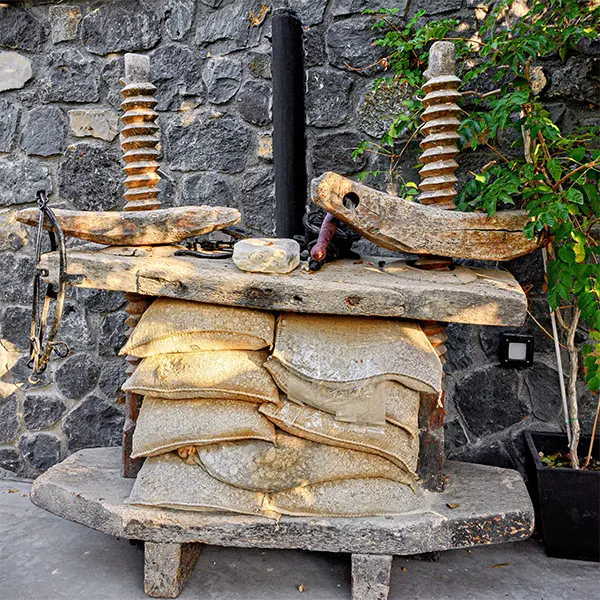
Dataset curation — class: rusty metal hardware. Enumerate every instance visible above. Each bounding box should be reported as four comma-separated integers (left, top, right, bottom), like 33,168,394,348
175,240,235,259
28,190,69,383
174,226,253,259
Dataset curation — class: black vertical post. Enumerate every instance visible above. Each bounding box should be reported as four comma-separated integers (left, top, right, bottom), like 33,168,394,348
271,8,307,239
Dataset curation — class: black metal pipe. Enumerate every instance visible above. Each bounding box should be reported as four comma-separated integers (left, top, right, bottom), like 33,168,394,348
271,8,307,239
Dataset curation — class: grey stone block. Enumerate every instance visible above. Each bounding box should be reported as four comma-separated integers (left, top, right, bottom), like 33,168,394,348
59,143,121,211
20,106,65,157
181,172,235,207
358,79,412,138
312,131,367,175
0,394,18,444
55,301,95,354
42,48,100,103
524,362,563,423
203,57,243,105
79,289,126,314
0,209,27,252
0,305,32,350
49,5,82,44
23,394,67,431
98,358,128,402
150,44,205,111
18,432,61,471
351,553,392,600
101,56,126,110
165,111,251,173
257,133,273,162
444,418,468,453
449,438,515,471
0,100,20,153
290,1,327,26
0,253,35,304
165,0,195,40
69,109,119,142
444,323,484,374
80,0,161,55
410,0,463,14
304,27,326,67
326,16,385,75
144,542,202,598
0,447,23,476
0,159,50,206
4,356,50,391
248,52,271,80
240,168,275,234
236,80,271,126
0,6,48,52
454,366,528,437
0,51,32,92
62,397,124,453
55,353,101,400
333,0,408,16
99,312,128,357
306,70,353,128
196,1,262,55
546,56,600,105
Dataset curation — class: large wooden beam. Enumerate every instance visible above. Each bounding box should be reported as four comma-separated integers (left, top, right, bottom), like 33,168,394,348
312,172,543,261
16,206,240,246
39,245,528,326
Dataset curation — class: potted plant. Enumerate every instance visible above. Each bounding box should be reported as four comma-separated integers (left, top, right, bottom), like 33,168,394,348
354,0,600,560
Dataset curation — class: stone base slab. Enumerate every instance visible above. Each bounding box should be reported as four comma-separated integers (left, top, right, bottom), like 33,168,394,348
30,448,534,599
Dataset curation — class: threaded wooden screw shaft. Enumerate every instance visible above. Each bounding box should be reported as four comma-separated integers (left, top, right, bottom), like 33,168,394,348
120,55,161,212
418,41,462,210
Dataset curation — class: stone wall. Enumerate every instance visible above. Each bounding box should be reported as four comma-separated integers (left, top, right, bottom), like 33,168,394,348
0,1,598,478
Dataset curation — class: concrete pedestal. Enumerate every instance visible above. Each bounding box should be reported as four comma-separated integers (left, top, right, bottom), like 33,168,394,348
30,448,534,599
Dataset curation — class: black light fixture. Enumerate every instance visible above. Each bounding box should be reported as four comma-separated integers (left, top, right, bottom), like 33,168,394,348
499,333,535,368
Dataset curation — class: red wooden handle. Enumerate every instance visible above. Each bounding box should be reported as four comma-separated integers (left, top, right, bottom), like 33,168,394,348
311,213,338,261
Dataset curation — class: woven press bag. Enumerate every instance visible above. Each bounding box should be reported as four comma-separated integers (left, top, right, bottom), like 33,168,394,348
272,313,443,393
120,299,275,357
269,477,422,517
265,356,420,433
128,453,420,518
131,397,276,458
260,398,419,478
127,452,276,517
195,432,414,493
122,350,279,403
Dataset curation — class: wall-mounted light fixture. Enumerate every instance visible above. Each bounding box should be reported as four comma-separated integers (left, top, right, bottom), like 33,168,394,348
499,333,534,368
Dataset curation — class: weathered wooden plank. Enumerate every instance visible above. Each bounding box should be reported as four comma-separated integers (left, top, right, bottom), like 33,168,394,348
418,391,446,493
312,172,543,261
16,206,240,246
38,245,528,326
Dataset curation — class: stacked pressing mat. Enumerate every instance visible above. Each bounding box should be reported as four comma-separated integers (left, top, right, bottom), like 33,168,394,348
121,299,443,518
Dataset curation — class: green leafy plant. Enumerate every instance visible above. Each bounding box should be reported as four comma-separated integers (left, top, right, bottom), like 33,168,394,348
357,0,600,468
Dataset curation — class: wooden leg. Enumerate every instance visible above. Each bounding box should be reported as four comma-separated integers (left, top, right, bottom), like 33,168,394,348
144,542,202,598
351,553,393,600
418,390,445,492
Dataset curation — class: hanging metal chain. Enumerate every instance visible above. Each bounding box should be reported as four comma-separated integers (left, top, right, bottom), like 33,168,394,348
28,190,69,383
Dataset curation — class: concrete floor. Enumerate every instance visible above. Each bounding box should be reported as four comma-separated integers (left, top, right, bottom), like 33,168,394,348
1,478,598,600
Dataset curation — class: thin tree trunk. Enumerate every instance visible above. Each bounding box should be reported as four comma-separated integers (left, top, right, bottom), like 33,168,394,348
567,307,581,469
583,395,600,469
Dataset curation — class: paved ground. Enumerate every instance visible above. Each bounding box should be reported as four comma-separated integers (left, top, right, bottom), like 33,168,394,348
1,477,598,600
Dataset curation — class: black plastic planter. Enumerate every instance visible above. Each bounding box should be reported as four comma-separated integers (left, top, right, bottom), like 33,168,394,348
524,431,600,562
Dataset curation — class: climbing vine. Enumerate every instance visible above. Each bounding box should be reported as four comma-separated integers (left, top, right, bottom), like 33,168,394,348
354,0,600,466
